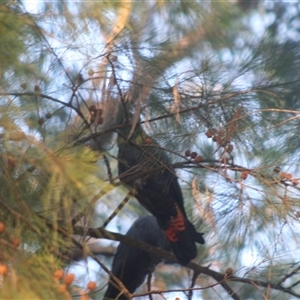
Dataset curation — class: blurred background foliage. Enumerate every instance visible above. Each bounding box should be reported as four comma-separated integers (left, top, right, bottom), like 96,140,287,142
1,0,300,299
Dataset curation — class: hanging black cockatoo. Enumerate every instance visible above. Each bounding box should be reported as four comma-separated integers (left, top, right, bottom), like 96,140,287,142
104,215,169,300
117,116,205,266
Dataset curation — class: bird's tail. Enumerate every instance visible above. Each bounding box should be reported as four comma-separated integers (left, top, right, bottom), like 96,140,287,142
164,206,205,265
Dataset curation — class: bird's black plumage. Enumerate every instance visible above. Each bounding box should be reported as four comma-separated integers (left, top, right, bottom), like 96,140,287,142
103,215,169,300
117,122,205,265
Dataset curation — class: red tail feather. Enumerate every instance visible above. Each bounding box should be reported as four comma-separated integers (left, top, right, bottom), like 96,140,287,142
171,205,186,231
165,205,187,242
165,226,178,242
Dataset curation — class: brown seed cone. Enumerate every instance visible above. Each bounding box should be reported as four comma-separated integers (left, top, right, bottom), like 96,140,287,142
190,152,198,159
194,155,203,163
185,150,191,157
241,171,248,180
225,267,233,278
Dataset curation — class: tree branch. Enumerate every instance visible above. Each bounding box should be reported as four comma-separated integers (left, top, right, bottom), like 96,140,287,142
73,225,300,299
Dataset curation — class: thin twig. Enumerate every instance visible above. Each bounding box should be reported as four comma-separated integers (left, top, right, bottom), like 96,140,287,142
90,253,132,300
101,191,132,228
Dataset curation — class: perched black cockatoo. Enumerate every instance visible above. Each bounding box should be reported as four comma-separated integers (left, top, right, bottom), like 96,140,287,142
117,120,205,266
103,215,169,300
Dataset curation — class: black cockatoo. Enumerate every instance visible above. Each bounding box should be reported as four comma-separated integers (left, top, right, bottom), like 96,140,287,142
117,119,205,266
103,215,169,300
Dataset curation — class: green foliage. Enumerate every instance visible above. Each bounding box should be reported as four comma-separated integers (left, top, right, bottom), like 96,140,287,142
0,5,26,71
